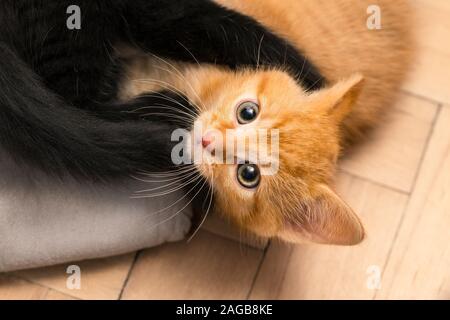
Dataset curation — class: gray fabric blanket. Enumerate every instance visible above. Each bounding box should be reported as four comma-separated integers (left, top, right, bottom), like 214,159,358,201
0,151,192,272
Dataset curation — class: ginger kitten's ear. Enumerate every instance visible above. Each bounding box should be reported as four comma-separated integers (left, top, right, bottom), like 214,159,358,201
308,73,364,122
278,184,365,245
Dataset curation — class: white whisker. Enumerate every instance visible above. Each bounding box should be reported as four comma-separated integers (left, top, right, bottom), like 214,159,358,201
187,173,214,242
134,169,199,193
132,171,202,198
145,54,208,112
137,166,196,178
131,168,196,183
147,176,209,229
147,175,204,217
131,78,200,112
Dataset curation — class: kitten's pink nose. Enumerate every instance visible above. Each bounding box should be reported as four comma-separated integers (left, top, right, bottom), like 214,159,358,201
202,132,214,149
201,136,213,149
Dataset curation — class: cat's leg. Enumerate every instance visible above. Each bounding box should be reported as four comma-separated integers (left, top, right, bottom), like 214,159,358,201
123,0,325,90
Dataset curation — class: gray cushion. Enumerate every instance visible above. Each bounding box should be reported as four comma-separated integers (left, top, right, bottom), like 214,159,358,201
0,151,192,272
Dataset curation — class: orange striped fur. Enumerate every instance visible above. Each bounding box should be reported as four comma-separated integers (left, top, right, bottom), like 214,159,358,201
119,0,413,245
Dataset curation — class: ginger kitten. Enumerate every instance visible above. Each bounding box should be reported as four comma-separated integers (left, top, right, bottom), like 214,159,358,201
119,0,413,245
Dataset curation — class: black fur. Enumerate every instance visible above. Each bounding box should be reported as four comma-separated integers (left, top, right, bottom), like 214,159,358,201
0,44,181,180
124,0,325,90
0,0,324,181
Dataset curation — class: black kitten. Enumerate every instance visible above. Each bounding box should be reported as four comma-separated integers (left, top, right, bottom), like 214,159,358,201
0,0,323,181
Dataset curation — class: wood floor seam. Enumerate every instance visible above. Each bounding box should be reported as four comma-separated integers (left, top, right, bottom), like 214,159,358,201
118,251,140,300
373,104,443,299
245,241,271,300
2,274,80,300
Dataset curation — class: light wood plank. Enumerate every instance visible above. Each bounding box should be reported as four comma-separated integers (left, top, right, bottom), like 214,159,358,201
14,253,135,300
0,275,74,300
0,275,49,300
121,230,262,300
249,172,408,299
340,93,437,192
402,0,450,104
376,106,450,299
248,241,293,300
43,289,76,300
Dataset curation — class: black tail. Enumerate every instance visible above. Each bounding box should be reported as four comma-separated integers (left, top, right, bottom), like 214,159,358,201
0,43,180,181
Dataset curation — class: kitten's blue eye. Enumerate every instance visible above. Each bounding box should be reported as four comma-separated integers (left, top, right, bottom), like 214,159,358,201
236,101,259,124
237,164,260,188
